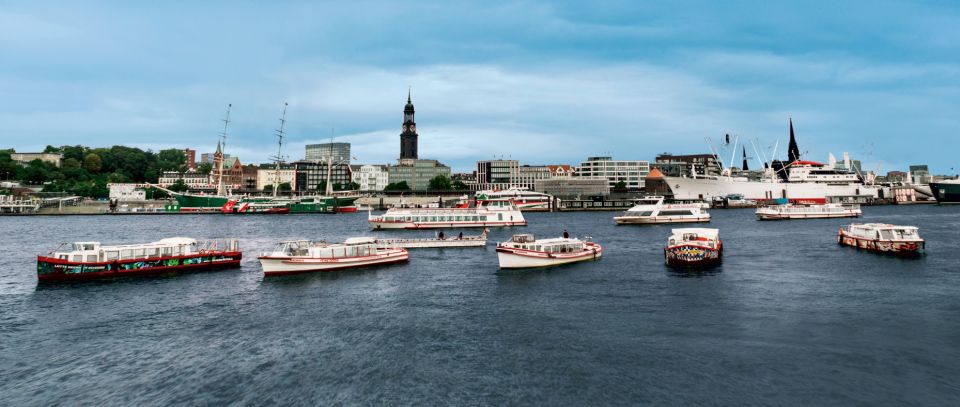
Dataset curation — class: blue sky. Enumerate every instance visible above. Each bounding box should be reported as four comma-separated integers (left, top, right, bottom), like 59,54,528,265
1,1,958,173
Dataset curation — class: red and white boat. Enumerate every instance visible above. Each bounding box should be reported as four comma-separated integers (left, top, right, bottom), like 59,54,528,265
756,203,861,220
37,238,242,282
369,199,526,229
496,234,602,269
838,223,925,256
259,237,409,276
664,228,722,267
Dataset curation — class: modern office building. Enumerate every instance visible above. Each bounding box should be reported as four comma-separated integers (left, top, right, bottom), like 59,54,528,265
575,156,650,190
305,142,351,163
534,178,610,198
293,161,353,192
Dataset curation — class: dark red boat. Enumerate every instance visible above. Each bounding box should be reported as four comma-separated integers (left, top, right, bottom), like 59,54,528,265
37,238,242,283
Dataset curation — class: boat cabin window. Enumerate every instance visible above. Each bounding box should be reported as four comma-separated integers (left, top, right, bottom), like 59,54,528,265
72,254,82,262
74,243,97,251
628,211,654,217
121,249,133,259
58,254,68,260
879,230,894,240
661,210,694,216
86,255,97,262
106,251,118,261
147,248,159,257
134,248,145,258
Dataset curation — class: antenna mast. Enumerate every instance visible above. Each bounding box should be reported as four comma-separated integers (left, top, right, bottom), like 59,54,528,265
217,104,232,196
271,102,288,198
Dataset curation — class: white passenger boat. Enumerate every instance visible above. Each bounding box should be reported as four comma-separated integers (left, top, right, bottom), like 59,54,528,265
664,228,722,267
838,223,925,256
614,197,711,224
369,199,526,229
375,230,488,249
496,234,602,269
259,237,409,276
755,203,861,220
474,187,554,211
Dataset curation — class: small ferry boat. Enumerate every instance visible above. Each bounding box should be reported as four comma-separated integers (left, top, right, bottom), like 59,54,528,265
369,199,526,229
375,230,488,249
473,187,554,211
713,194,757,208
838,223,925,256
37,238,242,282
259,237,408,276
614,197,711,224
664,228,722,267
755,203,861,220
496,234,602,269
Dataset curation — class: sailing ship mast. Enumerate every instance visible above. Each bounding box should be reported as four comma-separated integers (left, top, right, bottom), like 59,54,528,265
217,104,232,196
271,103,288,198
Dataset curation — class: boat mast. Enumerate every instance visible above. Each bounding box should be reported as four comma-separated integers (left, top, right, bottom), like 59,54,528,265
325,128,335,195
217,104,232,196
271,102,288,198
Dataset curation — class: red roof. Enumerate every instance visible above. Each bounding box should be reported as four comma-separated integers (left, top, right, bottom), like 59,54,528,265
792,160,825,166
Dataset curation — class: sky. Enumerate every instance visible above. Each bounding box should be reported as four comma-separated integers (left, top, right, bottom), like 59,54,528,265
1,1,958,174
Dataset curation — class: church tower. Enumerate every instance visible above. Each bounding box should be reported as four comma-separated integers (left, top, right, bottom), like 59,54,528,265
400,90,418,160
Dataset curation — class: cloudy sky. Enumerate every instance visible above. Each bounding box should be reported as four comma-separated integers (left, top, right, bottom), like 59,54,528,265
2,1,958,173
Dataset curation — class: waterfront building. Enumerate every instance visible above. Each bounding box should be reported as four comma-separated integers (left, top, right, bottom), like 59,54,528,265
210,143,244,190
293,161,353,192
305,142,351,163
184,148,196,170
475,159,558,190
386,91,451,190
201,152,230,165
909,165,931,184
547,165,574,177
108,183,146,201
158,170,216,190
654,153,721,177
644,167,672,196
10,152,63,168
575,156,650,190
351,164,389,191
886,171,908,184
534,178,610,198
257,167,297,191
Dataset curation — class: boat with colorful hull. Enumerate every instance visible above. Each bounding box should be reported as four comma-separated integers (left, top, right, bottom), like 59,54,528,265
496,234,602,269
756,203,861,220
259,237,409,276
369,200,526,229
838,223,925,256
664,228,722,267
929,180,960,203
37,238,242,282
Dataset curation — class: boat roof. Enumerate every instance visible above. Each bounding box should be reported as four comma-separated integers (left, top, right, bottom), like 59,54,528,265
671,228,719,238
849,223,918,230
343,237,377,245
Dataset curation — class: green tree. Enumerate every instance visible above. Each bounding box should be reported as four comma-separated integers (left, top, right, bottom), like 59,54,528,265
614,181,627,190
61,145,88,162
198,162,213,175
452,180,469,190
278,182,292,191
83,153,102,174
384,181,411,191
428,174,452,191
63,157,81,170
169,179,188,192
43,145,61,153
21,159,52,185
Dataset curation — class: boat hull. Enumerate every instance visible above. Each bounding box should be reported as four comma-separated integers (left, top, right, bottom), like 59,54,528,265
614,215,711,225
496,245,602,269
664,175,881,202
36,252,242,283
370,220,526,229
756,210,861,220
838,230,924,256
259,249,409,276
664,244,722,267
929,182,960,203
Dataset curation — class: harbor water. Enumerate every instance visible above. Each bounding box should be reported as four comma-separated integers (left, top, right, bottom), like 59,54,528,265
1,205,959,405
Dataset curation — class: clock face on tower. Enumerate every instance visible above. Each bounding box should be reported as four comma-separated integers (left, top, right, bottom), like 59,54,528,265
410,125,416,132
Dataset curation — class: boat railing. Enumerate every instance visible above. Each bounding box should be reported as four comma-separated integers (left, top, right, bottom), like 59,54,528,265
196,239,241,253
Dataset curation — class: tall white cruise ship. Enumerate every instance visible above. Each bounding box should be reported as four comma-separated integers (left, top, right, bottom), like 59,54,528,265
661,119,883,204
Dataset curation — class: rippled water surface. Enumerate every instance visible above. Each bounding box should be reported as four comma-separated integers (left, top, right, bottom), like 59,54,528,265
1,205,959,405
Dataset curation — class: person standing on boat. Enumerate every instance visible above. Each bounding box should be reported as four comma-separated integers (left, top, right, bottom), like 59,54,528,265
438,231,445,240
563,229,569,239
458,232,463,240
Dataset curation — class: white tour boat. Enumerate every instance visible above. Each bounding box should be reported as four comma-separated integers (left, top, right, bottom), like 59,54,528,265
474,187,554,211
614,197,711,224
259,237,409,276
755,203,861,220
664,228,723,267
838,223,925,256
375,229,488,249
496,234,602,269
369,199,526,229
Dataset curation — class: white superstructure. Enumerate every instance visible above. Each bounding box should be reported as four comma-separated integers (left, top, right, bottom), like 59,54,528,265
259,237,408,275
755,203,861,220
475,187,554,211
496,234,603,269
614,197,711,224
369,199,526,229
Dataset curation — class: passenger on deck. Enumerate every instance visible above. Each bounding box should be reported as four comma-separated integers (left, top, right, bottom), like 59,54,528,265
562,229,569,239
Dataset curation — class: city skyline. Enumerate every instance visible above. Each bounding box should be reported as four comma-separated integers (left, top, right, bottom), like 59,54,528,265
2,1,958,173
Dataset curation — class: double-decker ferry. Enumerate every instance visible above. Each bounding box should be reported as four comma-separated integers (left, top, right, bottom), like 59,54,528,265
472,188,554,211
369,199,526,229
37,238,242,282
